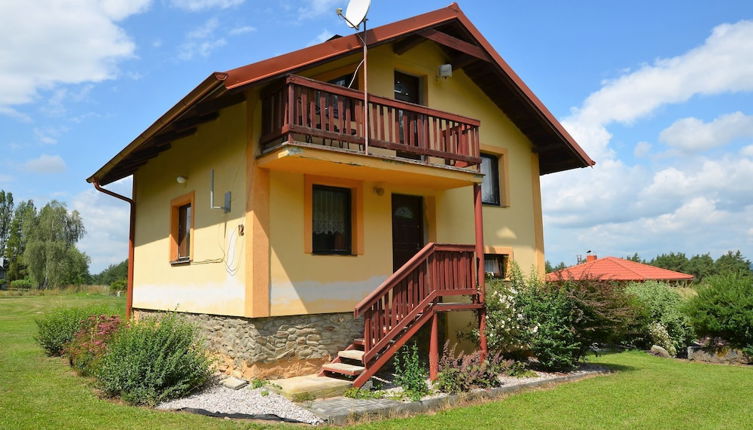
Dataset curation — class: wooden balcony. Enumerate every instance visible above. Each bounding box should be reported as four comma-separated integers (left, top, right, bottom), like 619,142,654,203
260,75,481,169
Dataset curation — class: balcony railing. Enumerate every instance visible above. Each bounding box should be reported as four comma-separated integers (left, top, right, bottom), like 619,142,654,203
260,75,481,168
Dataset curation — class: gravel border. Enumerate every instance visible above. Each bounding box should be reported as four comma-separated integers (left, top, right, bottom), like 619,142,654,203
306,364,611,425
157,385,323,425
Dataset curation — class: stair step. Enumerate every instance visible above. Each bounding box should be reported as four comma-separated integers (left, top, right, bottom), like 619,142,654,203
338,350,365,361
322,362,365,376
353,338,365,346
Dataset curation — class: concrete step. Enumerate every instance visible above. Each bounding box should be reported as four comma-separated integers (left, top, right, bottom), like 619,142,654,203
338,349,365,361
269,374,353,401
322,362,365,376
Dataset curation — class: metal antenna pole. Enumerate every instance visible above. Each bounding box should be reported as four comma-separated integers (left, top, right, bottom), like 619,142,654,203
362,19,369,154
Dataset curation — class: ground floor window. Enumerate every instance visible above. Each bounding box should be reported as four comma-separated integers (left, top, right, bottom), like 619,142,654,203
312,185,352,255
484,253,509,279
170,191,195,264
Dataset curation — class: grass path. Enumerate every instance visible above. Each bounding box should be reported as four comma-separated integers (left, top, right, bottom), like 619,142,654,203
2,295,752,429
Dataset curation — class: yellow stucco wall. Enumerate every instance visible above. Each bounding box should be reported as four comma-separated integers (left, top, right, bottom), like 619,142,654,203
132,38,545,323
132,102,248,316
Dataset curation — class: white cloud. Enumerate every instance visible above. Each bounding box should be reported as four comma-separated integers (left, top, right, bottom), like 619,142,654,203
170,0,244,11
298,0,341,19
0,174,13,183
659,111,753,152
0,0,151,112
633,141,652,158
22,154,67,174
34,126,68,145
307,29,335,47
72,177,132,272
229,25,256,36
571,20,753,128
543,20,753,264
178,18,227,60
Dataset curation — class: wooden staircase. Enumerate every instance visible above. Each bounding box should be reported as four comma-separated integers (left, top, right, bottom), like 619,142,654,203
320,243,484,387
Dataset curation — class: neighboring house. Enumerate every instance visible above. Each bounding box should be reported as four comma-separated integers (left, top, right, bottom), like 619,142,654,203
87,4,593,385
546,255,694,284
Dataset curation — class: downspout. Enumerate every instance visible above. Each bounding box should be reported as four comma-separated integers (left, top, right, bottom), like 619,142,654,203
93,179,135,319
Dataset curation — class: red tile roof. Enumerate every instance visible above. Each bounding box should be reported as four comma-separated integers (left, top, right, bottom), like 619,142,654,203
546,257,694,282
87,2,594,185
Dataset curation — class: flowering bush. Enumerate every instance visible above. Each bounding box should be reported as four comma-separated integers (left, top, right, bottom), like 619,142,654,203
647,322,676,356
625,281,693,356
435,342,507,394
471,265,636,371
65,315,122,376
482,270,532,357
35,305,115,356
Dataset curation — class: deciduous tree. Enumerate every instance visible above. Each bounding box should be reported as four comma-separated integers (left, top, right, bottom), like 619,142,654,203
23,201,87,288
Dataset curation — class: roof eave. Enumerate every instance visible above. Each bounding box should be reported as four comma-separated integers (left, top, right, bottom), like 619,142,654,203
86,73,228,184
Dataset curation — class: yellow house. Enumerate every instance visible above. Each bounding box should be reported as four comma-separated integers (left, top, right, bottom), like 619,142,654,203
88,3,593,385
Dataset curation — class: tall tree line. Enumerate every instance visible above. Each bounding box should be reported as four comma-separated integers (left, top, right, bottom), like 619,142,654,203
0,190,91,288
547,250,752,282
625,251,752,282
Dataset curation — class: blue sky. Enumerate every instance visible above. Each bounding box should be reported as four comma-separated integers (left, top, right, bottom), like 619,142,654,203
1,0,752,272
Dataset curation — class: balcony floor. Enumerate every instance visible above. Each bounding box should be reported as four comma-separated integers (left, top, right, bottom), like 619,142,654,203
257,141,482,189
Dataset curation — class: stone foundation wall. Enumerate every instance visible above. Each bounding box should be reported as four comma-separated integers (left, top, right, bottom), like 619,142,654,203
134,309,363,379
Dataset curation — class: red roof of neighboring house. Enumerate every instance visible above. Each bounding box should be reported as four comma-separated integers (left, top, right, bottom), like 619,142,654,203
546,256,694,282
87,2,594,186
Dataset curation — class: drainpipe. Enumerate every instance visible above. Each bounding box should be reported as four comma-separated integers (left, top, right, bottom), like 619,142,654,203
93,179,135,319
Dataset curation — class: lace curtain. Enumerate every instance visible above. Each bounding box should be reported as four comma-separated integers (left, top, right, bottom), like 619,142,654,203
313,187,348,235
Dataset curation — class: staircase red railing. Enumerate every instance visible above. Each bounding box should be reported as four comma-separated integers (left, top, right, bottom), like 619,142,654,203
354,243,477,367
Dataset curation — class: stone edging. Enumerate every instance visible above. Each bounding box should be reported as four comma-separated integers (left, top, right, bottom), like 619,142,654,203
306,369,612,426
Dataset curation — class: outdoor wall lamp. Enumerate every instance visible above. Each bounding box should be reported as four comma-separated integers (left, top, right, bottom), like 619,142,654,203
176,176,188,184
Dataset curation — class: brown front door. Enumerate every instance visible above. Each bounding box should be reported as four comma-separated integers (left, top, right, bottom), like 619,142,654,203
392,194,424,271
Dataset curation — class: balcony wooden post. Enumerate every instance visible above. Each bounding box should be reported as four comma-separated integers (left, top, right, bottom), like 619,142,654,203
429,311,439,380
473,183,487,359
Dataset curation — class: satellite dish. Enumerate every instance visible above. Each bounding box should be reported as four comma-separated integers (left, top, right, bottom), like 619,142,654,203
343,0,370,29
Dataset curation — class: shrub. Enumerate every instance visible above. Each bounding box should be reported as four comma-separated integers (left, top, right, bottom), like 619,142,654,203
518,287,581,371
435,342,506,394
109,279,126,294
10,279,33,289
65,315,122,376
625,281,694,356
546,276,637,356
393,342,429,401
35,306,113,356
96,313,212,406
686,273,753,356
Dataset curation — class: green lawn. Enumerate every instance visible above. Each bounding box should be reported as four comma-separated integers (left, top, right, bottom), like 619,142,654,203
2,295,752,429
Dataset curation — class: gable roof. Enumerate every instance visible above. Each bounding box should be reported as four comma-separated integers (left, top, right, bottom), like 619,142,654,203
87,2,594,186
546,257,695,282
